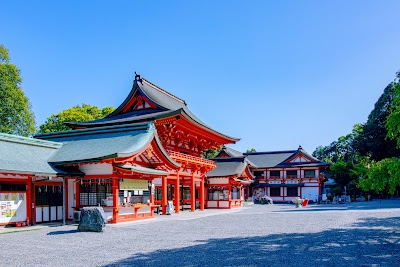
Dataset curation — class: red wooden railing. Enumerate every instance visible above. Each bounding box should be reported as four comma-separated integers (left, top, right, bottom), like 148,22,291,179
167,150,216,168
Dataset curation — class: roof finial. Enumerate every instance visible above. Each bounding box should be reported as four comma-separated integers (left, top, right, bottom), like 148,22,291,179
134,72,142,83
298,145,302,150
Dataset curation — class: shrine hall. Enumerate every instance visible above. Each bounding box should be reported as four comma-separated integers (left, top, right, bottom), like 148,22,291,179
7,73,237,224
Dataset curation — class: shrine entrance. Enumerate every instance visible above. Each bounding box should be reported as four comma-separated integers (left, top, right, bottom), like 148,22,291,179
34,184,63,223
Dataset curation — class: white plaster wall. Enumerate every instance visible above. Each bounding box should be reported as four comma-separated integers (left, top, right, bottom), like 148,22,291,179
208,178,229,185
285,196,297,202
207,201,217,208
153,178,162,186
302,187,318,200
219,201,229,208
79,163,113,175
67,179,75,220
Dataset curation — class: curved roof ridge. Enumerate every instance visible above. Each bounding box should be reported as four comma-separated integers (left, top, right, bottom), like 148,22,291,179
226,146,243,153
35,122,152,140
141,77,187,106
0,132,62,149
244,150,297,155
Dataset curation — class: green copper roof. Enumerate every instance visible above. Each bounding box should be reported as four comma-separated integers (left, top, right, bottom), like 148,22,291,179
65,75,240,142
0,133,62,175
207,157,254,178
35,123,156,165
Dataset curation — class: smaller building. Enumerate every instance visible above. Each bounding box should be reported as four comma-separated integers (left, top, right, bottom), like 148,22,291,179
205,147,254,209
244,146,329,203
0,133,70,225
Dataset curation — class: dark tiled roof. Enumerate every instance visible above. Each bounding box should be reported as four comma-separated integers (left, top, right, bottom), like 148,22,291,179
216,146,257,167
65,76,239,142
216,146,244,158
0,133,65,175
243,150,296,168
243,147,329,168
207,157,251,177
35,123,179,167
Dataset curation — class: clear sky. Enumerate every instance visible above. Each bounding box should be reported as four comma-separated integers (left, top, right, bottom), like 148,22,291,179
1,1,400,154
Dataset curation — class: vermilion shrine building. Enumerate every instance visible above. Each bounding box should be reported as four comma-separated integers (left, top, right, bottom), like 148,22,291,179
0,73,329,226
244,146,329,203
205,146,254,208
0,75,239,226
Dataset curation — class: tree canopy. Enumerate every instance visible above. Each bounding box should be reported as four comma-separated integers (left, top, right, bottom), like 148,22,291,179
358,72,400,195
314,70,400,197
359,157,400,195
0,44,36,136
313,124,363,164
202,146,222,159
385,71,400,148
38,104,115,133
354,81,400,160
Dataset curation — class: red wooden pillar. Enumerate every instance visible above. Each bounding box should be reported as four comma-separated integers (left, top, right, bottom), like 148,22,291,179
26,176,32,225
174,175,180,213
150,181,155,204
205,184,208,208
75,180,80,208
199,178,204,211
112,178,119,223
162,176,168,214
65,178,69,221
228,184,232,208
190,174,195,212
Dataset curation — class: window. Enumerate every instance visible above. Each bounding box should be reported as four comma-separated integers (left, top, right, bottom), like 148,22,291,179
0,183,26,191
304,170,316,178
287,187,298,196
254,171,264,177
270,171,280,178
270,187,281,196
286,170,297,178
36,185,63,206
79,184,112,206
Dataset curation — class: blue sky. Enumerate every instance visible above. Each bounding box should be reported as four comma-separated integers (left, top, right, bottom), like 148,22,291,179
1,1,400,154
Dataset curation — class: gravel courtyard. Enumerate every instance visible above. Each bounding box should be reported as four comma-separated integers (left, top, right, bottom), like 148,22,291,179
1,200,399,267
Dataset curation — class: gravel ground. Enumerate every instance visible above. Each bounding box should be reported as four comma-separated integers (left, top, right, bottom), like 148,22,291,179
1,200,399,267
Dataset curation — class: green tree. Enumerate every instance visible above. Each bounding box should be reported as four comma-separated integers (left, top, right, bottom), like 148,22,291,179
313,124,363,163
358,157,400,195
202,146,222,159
38,104,115,133
328,158,367,197
354,80,400,160
246,148,256,153
0,44,36,136
385,71,400,147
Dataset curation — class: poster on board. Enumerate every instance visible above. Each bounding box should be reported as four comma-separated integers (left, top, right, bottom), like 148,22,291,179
0,193,26,224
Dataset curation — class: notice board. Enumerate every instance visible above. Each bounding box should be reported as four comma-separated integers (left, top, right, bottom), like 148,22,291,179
0,193,27,224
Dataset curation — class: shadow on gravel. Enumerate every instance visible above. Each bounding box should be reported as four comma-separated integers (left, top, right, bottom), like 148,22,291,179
272,208,347,213
47,229,78,235
347,200,400,211
105,216,400,267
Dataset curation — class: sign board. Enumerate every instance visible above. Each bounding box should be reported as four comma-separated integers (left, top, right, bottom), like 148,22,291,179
120,179,148,191
0,193,27,224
